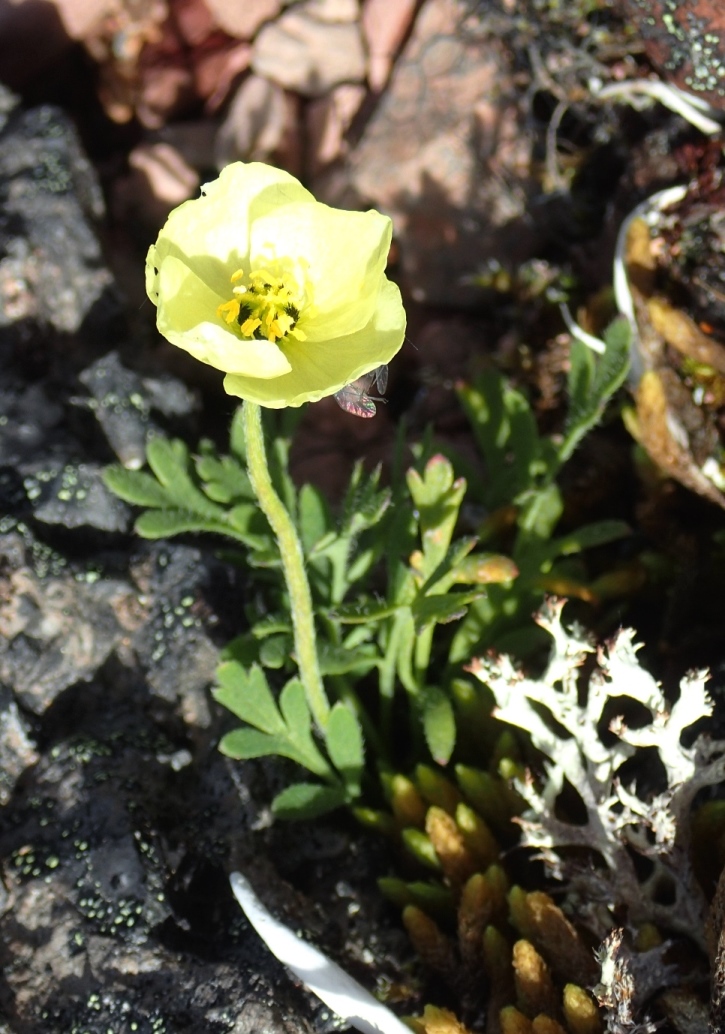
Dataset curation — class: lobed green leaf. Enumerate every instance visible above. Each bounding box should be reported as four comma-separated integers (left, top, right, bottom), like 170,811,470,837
271,782,348,820
102,465,171,508
420,686,457,765
325,703,365,794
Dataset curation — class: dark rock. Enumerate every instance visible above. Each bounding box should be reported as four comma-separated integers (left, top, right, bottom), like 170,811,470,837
128,543,238,720
0,682,38,806
0,88,123,356
0,380,67,467
78,351,197,470
0,531,131,713
27,459,130,531
0,671,296,1034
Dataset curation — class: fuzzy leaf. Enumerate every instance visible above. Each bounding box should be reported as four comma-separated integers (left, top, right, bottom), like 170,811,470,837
145,438,219,519
218,728,299,762
406,456,466,573
560,316,630,463
102,465,172,508
226,504,268,546
271,782,349,820
547,519,630,559
341,462,390,536
213,662,285,735
329,599,403,624
278,680,332,778
298,483,330,553
134,508,228,539
258,634,291,669
420,686,456,765
317,643,380,676
325,703,364,794
195,448,251,503
458,372,556,509
229,405,247,461
452,552,518,585
412,590,483,633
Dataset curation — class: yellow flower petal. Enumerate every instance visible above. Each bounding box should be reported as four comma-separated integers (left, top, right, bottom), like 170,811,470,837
145,161,405,408
223,279,405,407
146,164,314,304
156,255,292,378
249,203,392,340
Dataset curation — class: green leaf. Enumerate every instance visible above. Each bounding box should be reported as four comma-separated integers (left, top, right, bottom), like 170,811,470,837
218,728,294,761
102,465,171,508
412,589,483,633
420,686,456,765
134,509,227,539
417,536,478,595
195,449,251,503
229,405,247,462
278,680,332,778
146,437,222,519
317,642,380,676
404,456,469,588
213,663,285,735
406,453,454,508
560,316,630,464
341,462,390,536
330,599,403,624
458,372,545,508
214,668,332,780
298,483,330,553
279,678,311,733
346,545,383,586
452,553,519,585
271,782,349,820
258,633,291,669
220,633,261,667
548,519,630,559
251,615,292,638
516,482,563,543
325,703,364,793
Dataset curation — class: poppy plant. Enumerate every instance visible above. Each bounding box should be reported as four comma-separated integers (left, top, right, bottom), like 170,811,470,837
146,162,405,408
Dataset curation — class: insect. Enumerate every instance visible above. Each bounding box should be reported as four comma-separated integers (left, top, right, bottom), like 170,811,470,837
334,365,388,419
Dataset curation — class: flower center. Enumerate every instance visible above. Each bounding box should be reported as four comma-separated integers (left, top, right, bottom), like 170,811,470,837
217,268,307,345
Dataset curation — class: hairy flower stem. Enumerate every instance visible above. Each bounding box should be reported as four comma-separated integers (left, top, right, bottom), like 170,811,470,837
242,400,330,729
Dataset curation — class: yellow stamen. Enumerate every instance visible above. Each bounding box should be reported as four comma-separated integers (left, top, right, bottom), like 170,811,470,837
218,300,241,324
217,265,304,346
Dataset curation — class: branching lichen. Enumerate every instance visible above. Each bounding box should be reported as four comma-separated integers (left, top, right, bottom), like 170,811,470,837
470,598,725,950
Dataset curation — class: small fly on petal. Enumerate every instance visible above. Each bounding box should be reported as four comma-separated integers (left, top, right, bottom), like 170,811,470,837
335,365,388,419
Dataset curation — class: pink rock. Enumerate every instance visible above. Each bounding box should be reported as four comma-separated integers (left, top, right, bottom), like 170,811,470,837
252,1,366,96
131,141,199,196
301,0,360,22
172,0,217,46
215,74,302,171
362,0,418,91
202,0,281,40
114,142,200,228
47,0,118,40
193,40,252,110
348,0,538,306
306,83,367,173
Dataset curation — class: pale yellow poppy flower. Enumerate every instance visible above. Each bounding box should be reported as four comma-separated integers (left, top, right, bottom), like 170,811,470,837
145,162,406,408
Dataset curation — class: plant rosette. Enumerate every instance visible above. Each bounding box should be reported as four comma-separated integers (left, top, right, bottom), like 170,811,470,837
145,162,406,408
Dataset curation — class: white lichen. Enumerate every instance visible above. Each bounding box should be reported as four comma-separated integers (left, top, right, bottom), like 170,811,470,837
469,598,725,948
